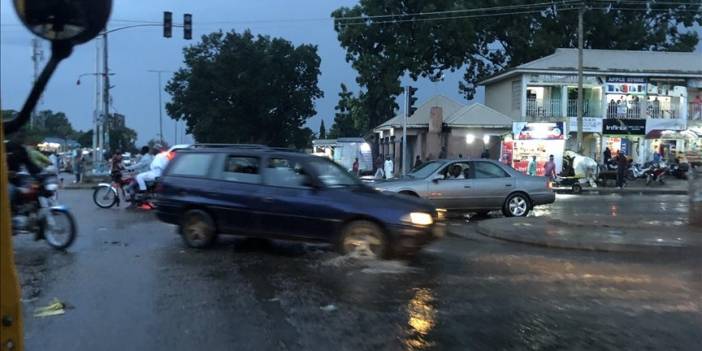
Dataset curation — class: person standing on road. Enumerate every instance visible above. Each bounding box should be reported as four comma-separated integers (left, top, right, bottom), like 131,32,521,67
616,151,628,189
527,156,537,176
383,156,394,179
543,154,557,180
603,147,612,165
352,157,360,176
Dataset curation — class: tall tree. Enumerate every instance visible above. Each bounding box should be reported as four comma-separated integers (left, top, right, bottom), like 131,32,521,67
108,126,138,153
332,0,701,116
77,129,93,148
166,30,324,147
319,120,327,139
40,110,75,139
328,83,365,138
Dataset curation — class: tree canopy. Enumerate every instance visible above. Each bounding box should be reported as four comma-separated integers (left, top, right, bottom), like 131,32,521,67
332,0,702,129
166,30,324,148
328,83,366,139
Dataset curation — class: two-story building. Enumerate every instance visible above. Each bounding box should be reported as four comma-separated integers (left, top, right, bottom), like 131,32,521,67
480,48,702,165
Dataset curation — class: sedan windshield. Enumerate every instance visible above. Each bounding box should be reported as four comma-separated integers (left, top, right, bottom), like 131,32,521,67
307,157,362,188
408,161,445,179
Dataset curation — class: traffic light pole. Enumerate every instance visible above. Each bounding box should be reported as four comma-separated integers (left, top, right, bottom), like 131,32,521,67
402,86,408,176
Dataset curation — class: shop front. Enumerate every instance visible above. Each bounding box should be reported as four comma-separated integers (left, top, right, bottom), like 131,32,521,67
604,76,688,120
601,118,647,164
566,117,603,160
501,122,565,175
525,74,602,120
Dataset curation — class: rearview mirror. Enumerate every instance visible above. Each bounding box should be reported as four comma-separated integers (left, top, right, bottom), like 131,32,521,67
14,0,111,44
4,0,112,134
432,176,443,184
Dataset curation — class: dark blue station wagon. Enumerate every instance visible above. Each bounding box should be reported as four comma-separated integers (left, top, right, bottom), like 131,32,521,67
155,146,445,259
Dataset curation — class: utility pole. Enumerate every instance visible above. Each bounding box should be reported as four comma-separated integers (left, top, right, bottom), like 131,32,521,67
102,31,111,158
148,70,171,145
576,2,585,153
30,38,44,127
93,40,101,164
402,86,409,176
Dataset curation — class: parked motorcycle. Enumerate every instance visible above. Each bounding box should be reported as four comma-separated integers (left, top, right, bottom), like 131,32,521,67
625,163,650,181
645,161,667,185
92,171,158,209
12,172,77,250
668,162,689,180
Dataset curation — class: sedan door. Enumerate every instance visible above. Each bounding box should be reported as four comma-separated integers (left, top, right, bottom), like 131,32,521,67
465,161,515,208
425,161,473,209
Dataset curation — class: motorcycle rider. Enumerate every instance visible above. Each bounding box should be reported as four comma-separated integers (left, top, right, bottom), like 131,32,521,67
123,146,154,199
5,135,44,206
135,146,168,195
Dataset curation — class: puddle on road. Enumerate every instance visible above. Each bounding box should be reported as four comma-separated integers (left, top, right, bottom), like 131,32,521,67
318,255,421,275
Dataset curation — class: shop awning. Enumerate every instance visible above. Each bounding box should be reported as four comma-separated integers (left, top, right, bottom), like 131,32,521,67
646,129,700,140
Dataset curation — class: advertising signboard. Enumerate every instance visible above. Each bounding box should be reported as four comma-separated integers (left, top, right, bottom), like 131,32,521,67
513,122,565,140
602,119,646,135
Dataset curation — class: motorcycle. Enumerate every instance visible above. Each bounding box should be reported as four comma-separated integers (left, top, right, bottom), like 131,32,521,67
645,161,667,185
625,163,650,181
11,172,77,250
92,171,158,209
668,162,689,180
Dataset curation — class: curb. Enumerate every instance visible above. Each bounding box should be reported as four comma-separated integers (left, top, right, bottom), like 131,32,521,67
555,188,688,196
474,218,698,254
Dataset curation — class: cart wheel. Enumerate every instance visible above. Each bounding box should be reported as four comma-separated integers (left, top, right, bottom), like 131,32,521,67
572,184,582,194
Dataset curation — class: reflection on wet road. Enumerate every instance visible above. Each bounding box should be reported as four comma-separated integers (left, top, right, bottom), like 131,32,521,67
14,190,701,350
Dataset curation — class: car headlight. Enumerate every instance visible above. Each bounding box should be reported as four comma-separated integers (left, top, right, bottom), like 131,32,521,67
436,208,447,221
402,212,434,226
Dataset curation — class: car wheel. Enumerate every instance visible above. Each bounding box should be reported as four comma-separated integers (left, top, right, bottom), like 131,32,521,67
503,193,530,217
181,209,217,248
572,184,582,194
338,220,388,259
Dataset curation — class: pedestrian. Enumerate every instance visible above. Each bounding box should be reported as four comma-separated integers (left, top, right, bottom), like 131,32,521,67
616,98,626,118
72,150,81,183
653,151,661,163
616,151,628,188
603,147,612,165
352,157,360,176
480,149,490,159
374,155,383,172
527,156,537,176
543,154,557,180
383,156,394,179
693,95,702,120
414,155,422,169
458,153,463,159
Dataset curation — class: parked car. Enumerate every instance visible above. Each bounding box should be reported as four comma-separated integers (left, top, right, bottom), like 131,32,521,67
154,145,445,258
373,159,555,217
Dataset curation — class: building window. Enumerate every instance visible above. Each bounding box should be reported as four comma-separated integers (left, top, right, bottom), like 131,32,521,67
512,80,521,111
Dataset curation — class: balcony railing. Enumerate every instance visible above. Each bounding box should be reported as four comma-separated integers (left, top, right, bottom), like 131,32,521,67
690,102,702,121
526,98,561,119
606,100,681,120
566,100,601,118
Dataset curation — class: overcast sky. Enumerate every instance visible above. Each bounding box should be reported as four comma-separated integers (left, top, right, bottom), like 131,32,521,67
1,1,699,145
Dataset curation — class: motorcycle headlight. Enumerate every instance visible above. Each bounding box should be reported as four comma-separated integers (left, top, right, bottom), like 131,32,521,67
402,212,434,226
45,183,59,191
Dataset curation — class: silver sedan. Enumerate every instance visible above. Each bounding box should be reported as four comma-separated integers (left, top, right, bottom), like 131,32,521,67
374,159,555,217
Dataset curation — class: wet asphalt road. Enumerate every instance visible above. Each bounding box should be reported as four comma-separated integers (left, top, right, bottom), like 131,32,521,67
13,190,701,351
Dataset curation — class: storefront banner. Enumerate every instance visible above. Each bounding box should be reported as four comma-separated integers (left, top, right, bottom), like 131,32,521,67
645,118,687,134
606,76,647,84
500,141,514,166
567,117,603,133
605,83,647,95
527,74,598,85
602,119,646,135
513,122,564,140
510,140,565,176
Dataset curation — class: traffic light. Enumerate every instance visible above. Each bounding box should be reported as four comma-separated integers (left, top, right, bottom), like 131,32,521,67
407,86,418,116
184,14,192,40
163,11,172,38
